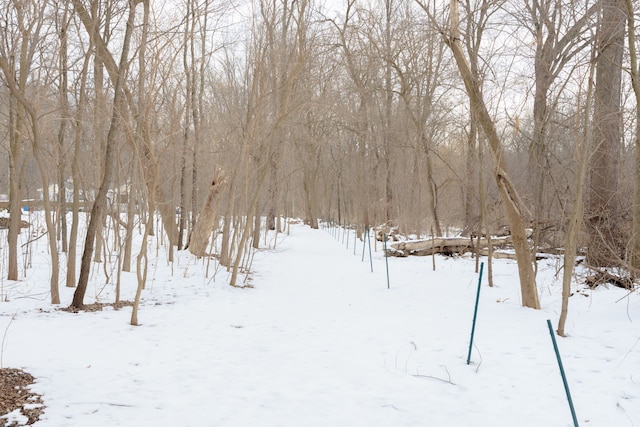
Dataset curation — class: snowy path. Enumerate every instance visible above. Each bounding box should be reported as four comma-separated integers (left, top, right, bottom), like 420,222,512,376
1,223,639,426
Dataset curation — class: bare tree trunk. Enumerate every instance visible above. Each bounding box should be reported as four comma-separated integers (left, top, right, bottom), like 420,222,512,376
383,0,394,222
191,0,209,236
132,172,154,325
178,2,192,250
252,210,261,249
558,60,595,337
587,0,625,268
7,94,22,282
90,3,109,266
463,113,478,236
189,175,227,257
423,139,442,236
122,173,136,272
57,1,70,253
302,163,319,229
230,207,260,287
32,130,61,304
71,0,138,309
444,0,539,308
130,0,154,326
125,0,150,272
4,54,27,282
266,156,279,231
177,160,189,247
219,193,234,267
66,47,92,288
478,133,494,286
67,138,81,288
626,0,640,269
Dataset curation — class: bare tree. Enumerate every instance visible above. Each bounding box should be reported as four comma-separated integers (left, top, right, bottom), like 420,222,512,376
0,0,43,281
178,0,195,250
436,0,541,308
587,0,626,267
0,0,61,304
333,1,377,232
70,0,139,309
390,0,448,236
558,63,595,336
520,0,596,258
131,0,151,326
66,27,94,288
382,0,395,223
56,0,72,253
626,0,640,269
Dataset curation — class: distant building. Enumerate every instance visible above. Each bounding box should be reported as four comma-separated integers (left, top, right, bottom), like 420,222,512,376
36,181,132,212
36,181,75,203
36,180,94,203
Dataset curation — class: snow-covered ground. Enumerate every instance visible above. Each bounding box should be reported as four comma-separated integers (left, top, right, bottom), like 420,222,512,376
1,220,639,426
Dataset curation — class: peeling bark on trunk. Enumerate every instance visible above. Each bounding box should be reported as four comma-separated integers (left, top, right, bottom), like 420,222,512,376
189,175,227,257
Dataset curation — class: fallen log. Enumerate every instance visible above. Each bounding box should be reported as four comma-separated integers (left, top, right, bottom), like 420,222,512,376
475,248,549,261
476,248,517,260
584,264,635,290
389,236,512,257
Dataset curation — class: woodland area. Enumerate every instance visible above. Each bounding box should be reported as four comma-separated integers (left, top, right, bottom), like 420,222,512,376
1,0,640,324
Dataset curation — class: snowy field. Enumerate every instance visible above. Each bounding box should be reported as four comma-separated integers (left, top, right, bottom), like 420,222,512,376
1,219,639,426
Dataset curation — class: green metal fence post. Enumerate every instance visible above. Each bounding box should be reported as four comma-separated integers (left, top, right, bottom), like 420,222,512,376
547,319,579,427
466,262,484,365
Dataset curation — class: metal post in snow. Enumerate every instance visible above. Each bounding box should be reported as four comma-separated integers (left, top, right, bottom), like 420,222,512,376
346,227,349,250
466,262,484,365
367,227,373,273
353,226,357,255
547,319,579,427
384,233,390,289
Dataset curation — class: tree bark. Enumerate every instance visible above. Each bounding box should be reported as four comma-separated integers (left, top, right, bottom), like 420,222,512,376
558,62,594,337
7,93,22,282
587,0,625,268
189,175,227,257
56,1,70,253
626,0,640,270
178,0,193,250
444,0,539,308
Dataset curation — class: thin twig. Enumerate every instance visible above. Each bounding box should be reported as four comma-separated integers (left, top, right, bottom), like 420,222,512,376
20,231,48,248
1,311,18,369
412,373,456,385
616,336,640,370
474,344,483,373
